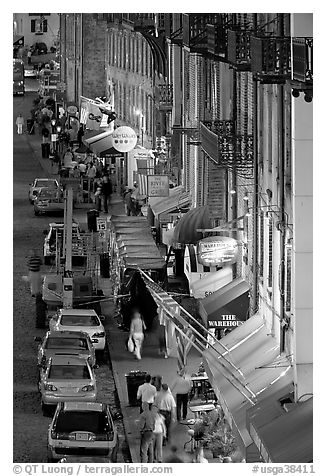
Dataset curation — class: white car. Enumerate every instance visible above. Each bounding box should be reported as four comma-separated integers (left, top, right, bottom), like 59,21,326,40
39,354,97,416
49,309,107,356
47,402,119,463
28,178,60,203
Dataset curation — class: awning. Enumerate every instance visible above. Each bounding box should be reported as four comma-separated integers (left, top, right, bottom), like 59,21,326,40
122,257,166,270
191,267,233,299
247,395,313,463
199,277,250,328
13,35,24,47
149,185,190,218
172,205,211,245
83,129,114,156
203,312,293,449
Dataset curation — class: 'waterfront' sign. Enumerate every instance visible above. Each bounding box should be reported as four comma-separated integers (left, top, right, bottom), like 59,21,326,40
197,236,239,267
112,126,137,153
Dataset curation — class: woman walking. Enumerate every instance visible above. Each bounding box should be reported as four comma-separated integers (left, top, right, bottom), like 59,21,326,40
129,307,146,360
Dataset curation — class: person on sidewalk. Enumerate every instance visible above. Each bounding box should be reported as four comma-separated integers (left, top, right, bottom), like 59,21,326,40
16,113,24,135
94,185,102,212
152,405,166,463
171,369,192,422
27,249,42,297
139,402,155,463
123,188,135,216
27,49,32,64
129,308,146,360
137,374,157,412
101,175,112,213
157,384,176,443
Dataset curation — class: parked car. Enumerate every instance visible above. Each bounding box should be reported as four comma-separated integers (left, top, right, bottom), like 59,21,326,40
34,188,64,216
49,309,107,358
43,222,87,265
28,178,59,203
36,330,96,369
24,66,37,78
47,402,119,462
32,42,48,55
39,354,97,416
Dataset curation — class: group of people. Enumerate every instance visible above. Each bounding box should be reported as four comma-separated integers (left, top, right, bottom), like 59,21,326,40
135,369,193,463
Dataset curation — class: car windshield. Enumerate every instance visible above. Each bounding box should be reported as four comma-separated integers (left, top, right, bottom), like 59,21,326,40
35,180,57,188
48,364,90,380
60,315,100,327
55,411,112,434
45,337,88,350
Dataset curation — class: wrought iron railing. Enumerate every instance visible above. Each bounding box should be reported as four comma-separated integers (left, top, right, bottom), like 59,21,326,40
201,121,254,176
292,37,313,83
227,29,253,70
251,36,291,83
158,84,173,110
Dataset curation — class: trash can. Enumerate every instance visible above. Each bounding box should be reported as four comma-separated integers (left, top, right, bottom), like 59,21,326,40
99,252,110,278
125,371,147,406
41,142,50,158
27,119,34,135
87,209,99,232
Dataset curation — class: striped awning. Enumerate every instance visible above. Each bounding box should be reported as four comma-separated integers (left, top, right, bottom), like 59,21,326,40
173,205,211,245
83,129,113,156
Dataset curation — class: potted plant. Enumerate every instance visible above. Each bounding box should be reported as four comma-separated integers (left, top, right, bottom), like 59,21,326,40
205,428,237,459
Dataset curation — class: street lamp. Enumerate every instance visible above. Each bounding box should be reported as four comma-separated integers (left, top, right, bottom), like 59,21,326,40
135,109,144,147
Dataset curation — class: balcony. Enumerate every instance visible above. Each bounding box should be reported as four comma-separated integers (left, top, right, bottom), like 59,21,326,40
227,29,253,71
291,37,313,84
200,121,254,175
251,36,291,84
158,84,173,112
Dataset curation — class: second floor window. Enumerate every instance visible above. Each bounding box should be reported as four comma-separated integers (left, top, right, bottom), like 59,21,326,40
31,18,47,33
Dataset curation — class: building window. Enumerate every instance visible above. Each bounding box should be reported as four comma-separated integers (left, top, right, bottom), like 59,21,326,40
31,18,47,33
259,212,264,278
285,245,292,312
268,218,273,290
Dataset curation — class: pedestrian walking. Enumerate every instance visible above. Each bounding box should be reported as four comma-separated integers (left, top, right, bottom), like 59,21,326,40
27,249,42,297
129,308,146,360
157,384,176,443
171,369,192,421
77,125,84,147
137,374,157,412
151,375,162,392
63,148,74,168
27,48,32,64
152,405,166,463
94,186,102,212
123,188,135,216
16,113,24,135
164,445,185,463
101,175,112,213
139,402,155,463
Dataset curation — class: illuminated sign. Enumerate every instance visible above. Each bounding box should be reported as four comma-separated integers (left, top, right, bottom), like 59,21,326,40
112,126,137,152
197,236,239,267
147,175,169,197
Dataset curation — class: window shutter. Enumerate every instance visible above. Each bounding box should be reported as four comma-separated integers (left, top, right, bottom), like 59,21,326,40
268,219,273,288
259,212,264,277
31,19,35,32
43,19,48,32
285,246,292,312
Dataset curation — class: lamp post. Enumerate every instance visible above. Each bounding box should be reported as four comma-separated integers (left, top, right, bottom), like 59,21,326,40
51,119,57,155
135,109,145,147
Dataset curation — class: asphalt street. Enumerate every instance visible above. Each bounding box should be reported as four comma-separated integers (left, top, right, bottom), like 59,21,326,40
13,82,130,462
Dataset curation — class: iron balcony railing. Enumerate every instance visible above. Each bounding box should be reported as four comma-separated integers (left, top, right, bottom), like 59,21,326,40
157,84,173,111
251,36,291,83
291,37,313,83
201,121,254,175
227,29,253,71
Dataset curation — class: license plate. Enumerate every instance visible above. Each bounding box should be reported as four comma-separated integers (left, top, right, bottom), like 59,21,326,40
92,339,99,343
76,433,88,441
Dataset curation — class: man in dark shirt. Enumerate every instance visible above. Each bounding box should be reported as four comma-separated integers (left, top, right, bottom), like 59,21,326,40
101,175,112,213
139,402,156,463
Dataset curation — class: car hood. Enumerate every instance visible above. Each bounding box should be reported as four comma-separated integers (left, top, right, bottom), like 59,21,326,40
43,349,93,360
53,325,105,336
45,379,94,389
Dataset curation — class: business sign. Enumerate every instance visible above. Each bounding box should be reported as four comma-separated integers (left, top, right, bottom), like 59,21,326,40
197,236,239,267
112,126,137,153
80,96,112,131
208,315,244,328
147,175,169,197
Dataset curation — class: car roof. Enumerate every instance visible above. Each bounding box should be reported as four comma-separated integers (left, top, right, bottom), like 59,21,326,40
46,330,89,339
62,402,105,412
34,178,57,183
50,355,89,365
59,308,98,316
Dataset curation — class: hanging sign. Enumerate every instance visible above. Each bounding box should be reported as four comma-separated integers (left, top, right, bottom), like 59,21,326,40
147,175,169,197
96,218,107,231
112,126,137,152
197,236,239,267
